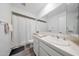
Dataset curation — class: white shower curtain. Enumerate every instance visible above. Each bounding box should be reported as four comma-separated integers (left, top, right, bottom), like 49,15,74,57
18,16,27,46
12,15,27,48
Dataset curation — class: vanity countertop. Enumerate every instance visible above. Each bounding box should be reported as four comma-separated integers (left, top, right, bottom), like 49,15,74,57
33,34,79,56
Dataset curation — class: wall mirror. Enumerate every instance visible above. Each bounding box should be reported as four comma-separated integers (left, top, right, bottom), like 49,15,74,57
36,3,79,35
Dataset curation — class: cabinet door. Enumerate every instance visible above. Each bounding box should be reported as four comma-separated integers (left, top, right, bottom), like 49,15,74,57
39,47,48,56
33,37,39,56
40,42,62,56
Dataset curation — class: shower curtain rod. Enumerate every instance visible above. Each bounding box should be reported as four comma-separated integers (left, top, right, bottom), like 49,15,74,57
12,12,47,23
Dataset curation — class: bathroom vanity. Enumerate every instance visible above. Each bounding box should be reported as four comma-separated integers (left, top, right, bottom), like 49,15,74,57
33,33,79,56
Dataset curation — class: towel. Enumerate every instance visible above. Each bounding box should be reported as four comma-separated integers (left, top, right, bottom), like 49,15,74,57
0,19,13,33
4,23,9,34
8,23,13,32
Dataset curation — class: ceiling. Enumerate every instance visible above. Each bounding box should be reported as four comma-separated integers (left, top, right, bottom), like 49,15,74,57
25,3,47,16
24,3,62,19
11,3,64,19
11,3,47,17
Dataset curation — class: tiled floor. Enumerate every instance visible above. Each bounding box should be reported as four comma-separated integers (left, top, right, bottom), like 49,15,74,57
10,45,36,56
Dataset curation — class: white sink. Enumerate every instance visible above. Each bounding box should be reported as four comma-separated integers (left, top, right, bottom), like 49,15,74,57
41,36,70,46
34,33,47,37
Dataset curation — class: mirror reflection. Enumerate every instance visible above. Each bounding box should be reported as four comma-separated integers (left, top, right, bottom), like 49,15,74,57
36,3,79,35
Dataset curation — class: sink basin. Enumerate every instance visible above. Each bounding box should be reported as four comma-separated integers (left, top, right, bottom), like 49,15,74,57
41,35,70,46
34,33,47,37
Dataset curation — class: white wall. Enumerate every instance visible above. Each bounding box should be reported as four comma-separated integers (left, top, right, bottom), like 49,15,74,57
0,3,11,55
0,4,11,23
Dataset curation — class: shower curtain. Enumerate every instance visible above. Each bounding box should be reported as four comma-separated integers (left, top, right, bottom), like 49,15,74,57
12,14,27,48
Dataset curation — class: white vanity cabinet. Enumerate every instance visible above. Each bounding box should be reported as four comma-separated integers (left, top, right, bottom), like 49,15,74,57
39,42,62,56
33,36,63,56
39,47,48,56
33,36,39,56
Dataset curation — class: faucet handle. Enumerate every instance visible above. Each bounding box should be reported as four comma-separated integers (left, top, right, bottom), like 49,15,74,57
57,36,59,39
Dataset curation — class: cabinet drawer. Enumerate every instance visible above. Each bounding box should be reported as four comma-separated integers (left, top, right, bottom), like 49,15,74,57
40,42,62,56
39,47,48,56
